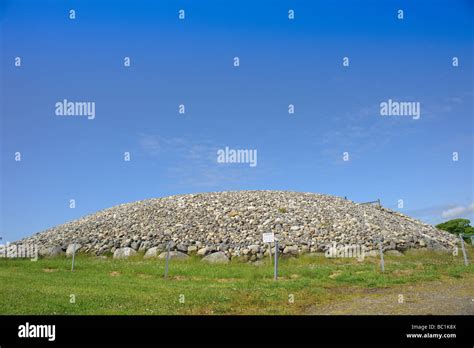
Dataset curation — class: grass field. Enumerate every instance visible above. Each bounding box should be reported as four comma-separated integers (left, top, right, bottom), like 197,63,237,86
1,249,473,315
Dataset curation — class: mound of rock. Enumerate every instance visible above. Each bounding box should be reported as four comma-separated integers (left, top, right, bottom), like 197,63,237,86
14,191,457,260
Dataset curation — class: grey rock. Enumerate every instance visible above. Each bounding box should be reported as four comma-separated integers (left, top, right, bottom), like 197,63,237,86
47,246,65,257
113,247,136,259
187,245,198,253
365,250,379,257
143,247,159,259
248,245,260,254
428,242,449,253
139,241,150,251
201,251,229,264
66,243,82,258
177,244,188,253
197,247,208,256
283,245,298,255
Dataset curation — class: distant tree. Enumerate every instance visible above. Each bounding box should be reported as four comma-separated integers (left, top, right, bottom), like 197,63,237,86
436,219,474,243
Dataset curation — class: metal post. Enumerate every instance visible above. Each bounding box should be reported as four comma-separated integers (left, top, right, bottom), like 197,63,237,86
274,240,278,280
377,198,381,208
164,241,171,278
378,237,385,272
71,241,76,272
268,243,272,265
459,234,469,266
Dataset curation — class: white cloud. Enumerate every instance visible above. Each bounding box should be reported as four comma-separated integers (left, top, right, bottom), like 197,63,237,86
138,133,161,155
441,202,474,218
136,133,265,190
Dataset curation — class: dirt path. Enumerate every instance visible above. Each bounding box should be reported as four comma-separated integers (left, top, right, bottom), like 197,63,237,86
306,275,474,315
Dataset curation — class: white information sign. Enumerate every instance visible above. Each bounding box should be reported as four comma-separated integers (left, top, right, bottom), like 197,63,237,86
263,232,275,243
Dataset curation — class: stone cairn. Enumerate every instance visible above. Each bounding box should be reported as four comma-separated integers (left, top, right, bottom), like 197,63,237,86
14,191,457,261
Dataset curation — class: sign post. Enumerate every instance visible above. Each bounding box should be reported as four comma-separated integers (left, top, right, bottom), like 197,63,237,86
263,232,275,266
164,241,171,279
71,241,76,272
459,234,469,266
274,240,279,281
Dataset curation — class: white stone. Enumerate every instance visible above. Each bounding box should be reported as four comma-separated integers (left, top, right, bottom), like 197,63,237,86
66,243,82,257
201,252,229,264
113,247,136,259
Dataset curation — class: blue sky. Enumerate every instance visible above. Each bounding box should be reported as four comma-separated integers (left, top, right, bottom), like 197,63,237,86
1,0,473,241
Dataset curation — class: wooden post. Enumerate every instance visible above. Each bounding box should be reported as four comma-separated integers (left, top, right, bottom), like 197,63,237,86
71,241,76,272
378,237,385,272
164,241,171,278
459,234,469,266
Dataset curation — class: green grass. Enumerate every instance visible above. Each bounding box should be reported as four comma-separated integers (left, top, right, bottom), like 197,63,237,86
0,249,472,314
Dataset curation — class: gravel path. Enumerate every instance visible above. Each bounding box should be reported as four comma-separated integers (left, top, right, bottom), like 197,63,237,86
306,275,474,315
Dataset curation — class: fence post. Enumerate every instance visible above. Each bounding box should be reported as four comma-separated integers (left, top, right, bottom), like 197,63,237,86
459,234,469,266
71,241,76,272
378,237,385,272
164,241,171,279
377,198,381,208
274,240,278,280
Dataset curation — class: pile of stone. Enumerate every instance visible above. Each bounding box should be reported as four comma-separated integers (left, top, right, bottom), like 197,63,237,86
13,191,458,261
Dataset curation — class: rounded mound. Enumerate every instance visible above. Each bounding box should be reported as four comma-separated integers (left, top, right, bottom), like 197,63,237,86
18,191,457,258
